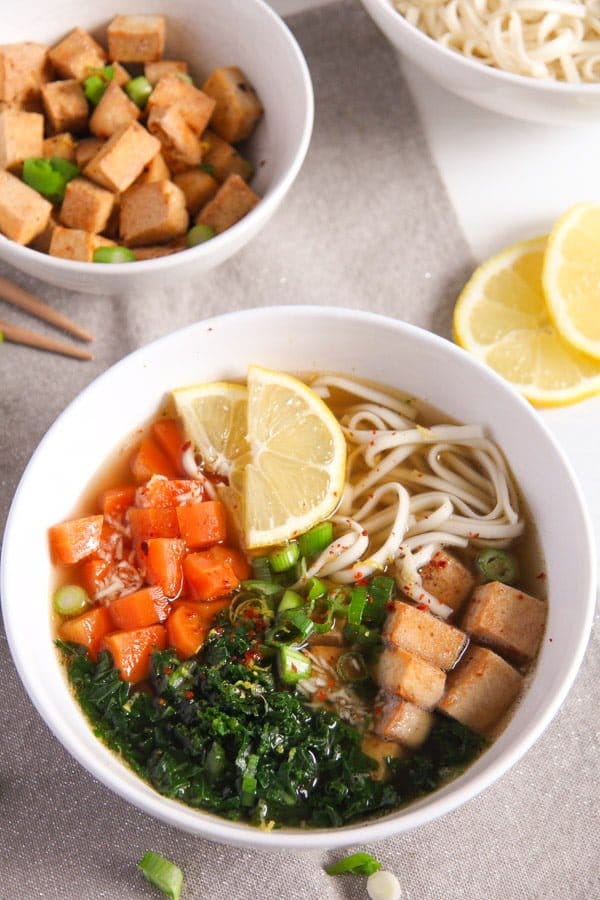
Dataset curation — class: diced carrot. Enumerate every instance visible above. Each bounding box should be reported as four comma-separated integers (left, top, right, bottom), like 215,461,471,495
183,548,241,601
166,602,210,659
103,625,167,682
176,500,227,549
152,418,187,475
135,475,203,509
97,520,131,562
206,544,251,581
101,485,136,521
146,537,186,597
80,558,112,598
130,437,179,483
58,606,112,661
172,597,231,620
49,515,104,565
108,586,170,630
128,506,179,541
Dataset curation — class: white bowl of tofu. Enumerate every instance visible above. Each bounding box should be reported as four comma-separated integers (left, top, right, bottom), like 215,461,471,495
0,2,314,294
1,306,596,849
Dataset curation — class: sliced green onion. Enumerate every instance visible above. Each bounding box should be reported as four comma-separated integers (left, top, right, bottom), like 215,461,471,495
83,74,107,105
199,162,216,176
347,586,368,626
329,586,351,613
309,606,334,634
49,157,80,181
344,622,381,648
336,651,368,683
186,223,215,247
278,646,312,684
325,852,382,877
251,556,272,582
125,75,153,108
278,589,304,616
475,548,518,585
137,851,184,900
241,753,259,806
364,575,396,625
93,246,136,263
307,577,327,603
22,157,79,203
297,521,334,558
269,541,299,573
279,607,315,640
53,584,91,617
205,741,226,781
240,579,283,597
87,64,115,81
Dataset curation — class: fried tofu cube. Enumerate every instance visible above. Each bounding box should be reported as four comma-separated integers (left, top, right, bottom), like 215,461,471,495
107,15,166,63
49,225,115,261
196,173,259,234
0,42,52,107
361,733,405,780
374,695,434,748
384,601,467,671
41,80,88,134
200,129,254,183
147,74,215,135
120,179,188,246
136,151,170,185
147,105,202,172
75,137,105,169
89,81,140,138
145,60,188,85
31,212,59,252
48,27,106,81
202,66,263,144
0,108,43,170
377,647,446,711
438,645,523,735
173,168,218,215
59,177,115,234
110,62,132,87
420,550,476,615
0,170,51,243
131,243,182,260
461,581,547,665
43,132,76,162
84,121,160,192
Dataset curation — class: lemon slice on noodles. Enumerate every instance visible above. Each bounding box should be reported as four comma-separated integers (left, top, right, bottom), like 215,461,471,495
241,365,347,549
453,236,600,407
543,202,600,360
172,381,248,478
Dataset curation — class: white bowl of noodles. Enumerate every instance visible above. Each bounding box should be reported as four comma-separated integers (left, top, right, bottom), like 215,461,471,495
359,0,600,125
1,306,596,849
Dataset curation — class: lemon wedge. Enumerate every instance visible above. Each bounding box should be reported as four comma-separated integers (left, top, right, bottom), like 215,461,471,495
242,365,346,548
453,236,600,407
172,381,248,478
543,202,600,360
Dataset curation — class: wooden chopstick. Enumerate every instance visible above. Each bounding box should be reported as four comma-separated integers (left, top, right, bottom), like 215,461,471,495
0,275,93,343
0,319,94,360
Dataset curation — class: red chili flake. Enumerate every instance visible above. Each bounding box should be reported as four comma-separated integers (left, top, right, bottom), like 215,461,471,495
468,532,480,539
386,600,395,611
158,698,167,706
417,603,428,611
164,667,174,675
536,571,547,580
372,430,377,435
434,558,448,569
213,627,224,636
354,571,363,581
185,690,194,700
369,440,375,447
373,704,384,715
182,441,192,452
361,530,368,537
316,689,328,702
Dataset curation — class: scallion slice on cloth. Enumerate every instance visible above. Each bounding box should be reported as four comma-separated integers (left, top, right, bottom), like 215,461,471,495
137,851,184,900
325,851,382,876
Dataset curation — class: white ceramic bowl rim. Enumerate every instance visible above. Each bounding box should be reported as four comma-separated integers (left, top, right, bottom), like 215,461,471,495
369,0,600,92
1,306,596,850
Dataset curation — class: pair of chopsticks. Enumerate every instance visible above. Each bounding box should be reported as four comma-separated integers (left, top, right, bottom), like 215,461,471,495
0,275,94,360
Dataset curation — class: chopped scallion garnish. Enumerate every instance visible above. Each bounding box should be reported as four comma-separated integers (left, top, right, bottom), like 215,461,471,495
269,541,299,573
277,589,304,615
277,646,312,684
53,584,91,617
92,246,136,263
137,851,184,900
125,75,153,108
325,851,382,876
347,586,368,626
475,548,518,585
297,521,334,558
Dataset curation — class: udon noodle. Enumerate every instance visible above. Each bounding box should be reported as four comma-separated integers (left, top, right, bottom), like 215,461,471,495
305,375,523,618
393,0,600,82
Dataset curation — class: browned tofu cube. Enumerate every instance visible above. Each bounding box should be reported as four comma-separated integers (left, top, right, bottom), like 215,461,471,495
110,62,132,87
107,15,166,63
196,174,259,234
0,42,52,107
75,137,105,169
361,733,405,780
461,581,547,665
42,132,76,162
84,121,160,192
202,66,263,144
59,177,115,234
136,151,170,185
147,105,202,172
48,28,106,81
438,645,523,735
377,647,446,711
0,108,43,170
148,74,215,135
0,170,51,244
173,168,218,215
374,695,434,748
145,60,188,85
89,81,140,139
31,212,59,252
420,550,476,615
384,601,467,671
131,243,182,260
200,130,254,183
120,179,188,246
49,225,115,261
41,80,88,134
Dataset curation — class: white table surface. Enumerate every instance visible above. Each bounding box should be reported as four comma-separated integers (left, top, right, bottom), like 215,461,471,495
273,0,600,574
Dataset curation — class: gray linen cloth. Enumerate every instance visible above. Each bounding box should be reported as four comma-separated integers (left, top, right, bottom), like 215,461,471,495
0,2,597,898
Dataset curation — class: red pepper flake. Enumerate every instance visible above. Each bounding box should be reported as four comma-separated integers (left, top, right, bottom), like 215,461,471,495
354,571,363,581
182,440,192,452
434,558,448,569
369,440,375,447
386,600,395,611
373,704,384,715
185,690,194,700
536,571,546,580
417,603,428,611
361,530,368,537
316,689,328,702
158,698,167,706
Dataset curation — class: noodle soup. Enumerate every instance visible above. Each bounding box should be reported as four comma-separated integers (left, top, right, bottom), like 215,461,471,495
49,370,547,828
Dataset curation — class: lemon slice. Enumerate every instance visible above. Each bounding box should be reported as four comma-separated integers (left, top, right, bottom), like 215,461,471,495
242,365,347,548
543,202,600,360
172,381,248,477
453,236,600,407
